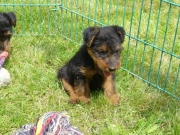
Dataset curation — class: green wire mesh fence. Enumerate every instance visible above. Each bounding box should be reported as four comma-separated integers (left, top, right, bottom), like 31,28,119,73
0,0,179,100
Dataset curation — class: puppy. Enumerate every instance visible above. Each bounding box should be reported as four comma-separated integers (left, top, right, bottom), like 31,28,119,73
0,12,16,57
58,25,125,105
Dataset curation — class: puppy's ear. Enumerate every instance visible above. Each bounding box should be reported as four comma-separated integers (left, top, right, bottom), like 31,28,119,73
3,12,16,27
83,27,100,47
112,26,125,43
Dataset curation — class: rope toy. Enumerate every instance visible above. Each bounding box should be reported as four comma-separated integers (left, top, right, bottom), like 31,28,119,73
0,51,9,68
11,111,84,135
0,51,10,87
0,56,6,68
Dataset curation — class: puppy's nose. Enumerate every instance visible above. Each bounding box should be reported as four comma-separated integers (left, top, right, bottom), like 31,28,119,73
109,67,116,72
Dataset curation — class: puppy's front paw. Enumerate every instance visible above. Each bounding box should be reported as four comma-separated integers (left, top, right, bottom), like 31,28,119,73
69,98,80,104
79,96,90,104
108,93,120,105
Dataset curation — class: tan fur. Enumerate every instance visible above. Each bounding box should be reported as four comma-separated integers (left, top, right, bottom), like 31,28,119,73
80,67,97,79
87,35,96,47
5,41,11,52
87,48,108,70
62,78,90,104
99,44,108,52
103,76,120,105
61,78,79,103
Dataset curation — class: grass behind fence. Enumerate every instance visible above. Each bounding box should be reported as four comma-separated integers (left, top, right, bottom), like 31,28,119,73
0,0,180,134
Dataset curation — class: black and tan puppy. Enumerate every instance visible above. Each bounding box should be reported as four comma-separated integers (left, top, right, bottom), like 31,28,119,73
58,25,125,105
0,12,16,56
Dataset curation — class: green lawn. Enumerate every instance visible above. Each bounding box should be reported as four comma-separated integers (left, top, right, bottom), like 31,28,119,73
0,0,180,135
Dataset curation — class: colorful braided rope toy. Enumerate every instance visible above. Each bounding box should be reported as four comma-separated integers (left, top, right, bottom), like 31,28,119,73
0,56,6,68
0,51,8,68
0,51,10,87
11,111,84,135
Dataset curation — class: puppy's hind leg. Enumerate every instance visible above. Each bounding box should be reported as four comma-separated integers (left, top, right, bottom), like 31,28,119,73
74,77,90,104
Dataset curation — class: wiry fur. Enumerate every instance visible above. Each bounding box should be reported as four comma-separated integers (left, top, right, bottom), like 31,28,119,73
58,25,125,105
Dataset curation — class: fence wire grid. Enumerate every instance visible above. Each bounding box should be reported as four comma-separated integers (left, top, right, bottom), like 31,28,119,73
0,0,180,100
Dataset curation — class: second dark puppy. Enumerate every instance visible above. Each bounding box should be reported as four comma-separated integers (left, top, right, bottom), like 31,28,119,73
58,25,125,105
0,12,16,56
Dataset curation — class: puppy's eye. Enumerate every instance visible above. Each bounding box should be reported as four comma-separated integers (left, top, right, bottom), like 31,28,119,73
99,50,108,57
